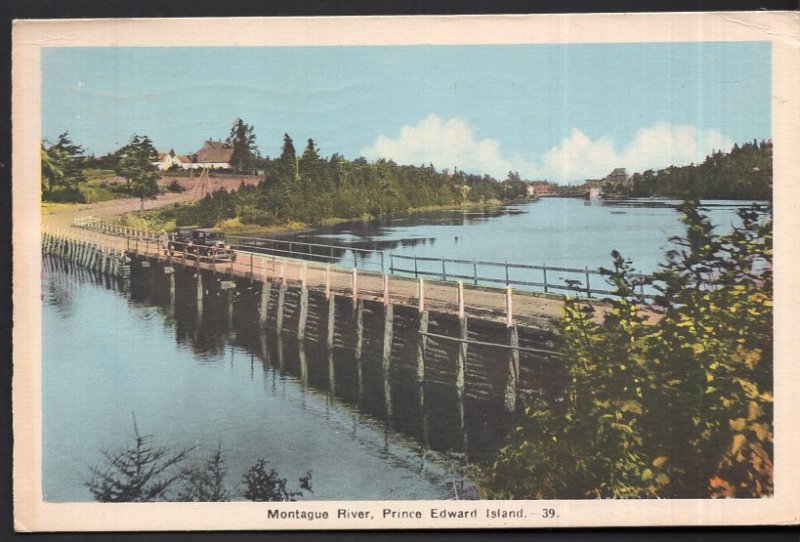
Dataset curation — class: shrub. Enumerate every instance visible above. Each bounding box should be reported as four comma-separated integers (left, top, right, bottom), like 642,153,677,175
484,202,772,499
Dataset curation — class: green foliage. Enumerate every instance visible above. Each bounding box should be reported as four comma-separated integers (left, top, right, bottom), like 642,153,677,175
614,141,772,200
87,423,313,502
241,459,312,502
160,133,517,229
41,132,87,201
177,444,232,502
227,118,259,174
86,418,194,502
484,202,772,499
114,134,161,210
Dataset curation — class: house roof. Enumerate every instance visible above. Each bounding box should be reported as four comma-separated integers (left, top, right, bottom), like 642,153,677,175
195,140,234,163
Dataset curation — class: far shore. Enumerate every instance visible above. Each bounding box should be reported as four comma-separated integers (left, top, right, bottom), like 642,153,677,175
42,192,527,236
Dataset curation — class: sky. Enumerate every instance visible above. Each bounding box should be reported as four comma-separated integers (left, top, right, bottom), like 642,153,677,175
42,42,771,183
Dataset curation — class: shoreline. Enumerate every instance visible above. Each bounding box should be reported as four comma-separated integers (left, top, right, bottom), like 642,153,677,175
218,198,520,236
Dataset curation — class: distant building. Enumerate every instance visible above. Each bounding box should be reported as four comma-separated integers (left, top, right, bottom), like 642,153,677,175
604,167,629,186
152,152,191,171
527,181,551,197
193,140,234,169
152,140,234,171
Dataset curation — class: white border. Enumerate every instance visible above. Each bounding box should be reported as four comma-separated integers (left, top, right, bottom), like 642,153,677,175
12,13,800,531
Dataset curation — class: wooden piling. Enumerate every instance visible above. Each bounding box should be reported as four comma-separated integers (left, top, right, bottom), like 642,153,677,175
354,300,364,360
383,274,390,306
456,317,468,393
298,284,309,341
259,281,272,327
505,286,514,327
505,326,520,412
457,280,465,319
418,278,425,313
352,268,359,307
383,304,394,370
196,271,204,314
326,292,336,349
416,310,429,382
276,282,286,331
324,265,331,300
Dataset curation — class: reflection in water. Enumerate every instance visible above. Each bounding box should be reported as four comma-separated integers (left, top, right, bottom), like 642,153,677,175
44,256,528,501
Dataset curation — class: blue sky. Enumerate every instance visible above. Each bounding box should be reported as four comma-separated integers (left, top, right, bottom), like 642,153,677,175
42,42,770,182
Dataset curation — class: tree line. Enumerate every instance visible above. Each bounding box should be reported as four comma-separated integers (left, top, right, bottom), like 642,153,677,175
154,128,529,228
41,119,530,222
603,140,772,200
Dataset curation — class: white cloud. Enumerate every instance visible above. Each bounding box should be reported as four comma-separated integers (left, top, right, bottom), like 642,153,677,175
361,114,518,179
362,115,735,183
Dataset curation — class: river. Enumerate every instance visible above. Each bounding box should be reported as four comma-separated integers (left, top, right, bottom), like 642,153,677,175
42,197,766,502
253,198,765,291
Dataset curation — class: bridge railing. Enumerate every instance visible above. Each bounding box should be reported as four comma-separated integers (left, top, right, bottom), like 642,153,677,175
73,216,160,241
226,235,385,273
388,253,651,299
72,218,656,299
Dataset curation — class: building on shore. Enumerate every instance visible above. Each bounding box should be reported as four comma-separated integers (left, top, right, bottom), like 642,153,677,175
527,181,551,197
152,140,234,171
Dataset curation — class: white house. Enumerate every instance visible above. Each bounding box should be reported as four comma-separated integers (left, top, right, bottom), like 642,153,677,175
153,140,235,171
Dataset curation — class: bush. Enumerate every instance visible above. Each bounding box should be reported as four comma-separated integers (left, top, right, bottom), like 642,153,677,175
484,202,772,499
166,179,187,193
241,459,312,502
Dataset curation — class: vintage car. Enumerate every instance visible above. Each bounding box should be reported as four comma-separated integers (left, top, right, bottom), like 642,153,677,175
166,227,236,262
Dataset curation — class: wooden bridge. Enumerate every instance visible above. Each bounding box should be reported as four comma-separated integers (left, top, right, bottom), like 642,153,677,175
41,219,622,412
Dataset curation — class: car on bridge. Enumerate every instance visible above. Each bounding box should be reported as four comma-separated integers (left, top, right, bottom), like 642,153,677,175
166,227,236,262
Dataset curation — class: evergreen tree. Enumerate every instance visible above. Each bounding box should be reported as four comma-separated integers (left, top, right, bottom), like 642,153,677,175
115,134,160,211
226,118,258,174
40,131,86,198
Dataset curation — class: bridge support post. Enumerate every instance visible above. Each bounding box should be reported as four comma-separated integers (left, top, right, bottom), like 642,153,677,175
100,246,108,275
196,271,204,316
298,285,309,341
456,317,468,394
383,304,394,370
259,281,272,327
326,292,336,349
505,326,520,412
327,349,336,397
416,310,428,382
351,268,359,309
354,300,363,361
276,282,286,332
165,266,175,306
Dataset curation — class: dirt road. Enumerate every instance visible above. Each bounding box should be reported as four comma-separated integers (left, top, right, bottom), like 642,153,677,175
41,191,195,229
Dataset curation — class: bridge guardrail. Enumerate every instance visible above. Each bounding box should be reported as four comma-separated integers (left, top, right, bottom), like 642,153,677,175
388,253,652,299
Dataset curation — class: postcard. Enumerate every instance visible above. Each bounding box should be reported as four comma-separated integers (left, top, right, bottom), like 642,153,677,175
11,13,800,531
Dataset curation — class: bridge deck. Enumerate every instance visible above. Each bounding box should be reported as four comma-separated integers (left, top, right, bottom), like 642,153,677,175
45,226,623,329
